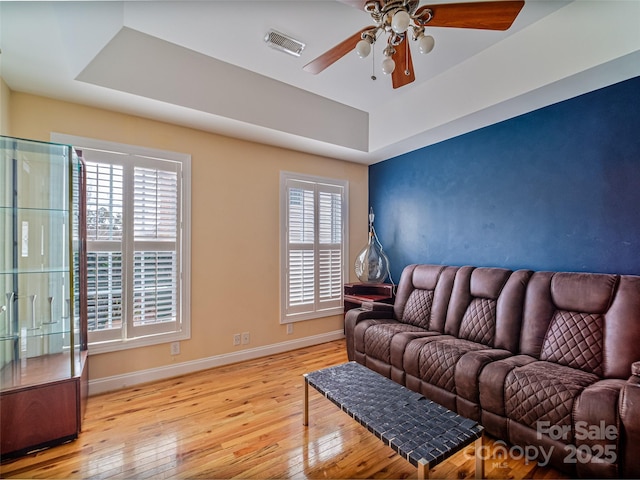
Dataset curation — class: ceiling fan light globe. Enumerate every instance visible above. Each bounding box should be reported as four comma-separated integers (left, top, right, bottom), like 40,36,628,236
355,39,372,58
381,56,395,75
391,10,411,34
418,34,435,54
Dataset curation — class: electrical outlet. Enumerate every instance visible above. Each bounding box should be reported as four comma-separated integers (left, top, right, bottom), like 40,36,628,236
242,332,250,345
170,341,180,355
286,324,294,335
233,334,241,346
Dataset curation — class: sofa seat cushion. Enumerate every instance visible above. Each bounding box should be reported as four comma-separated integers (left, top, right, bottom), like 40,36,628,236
504,361,599,443
479,355,537,417
361,321,431,363
404,336,488,393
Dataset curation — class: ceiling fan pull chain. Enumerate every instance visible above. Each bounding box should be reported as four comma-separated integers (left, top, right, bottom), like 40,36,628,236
371,41,377,81
405,38,411,76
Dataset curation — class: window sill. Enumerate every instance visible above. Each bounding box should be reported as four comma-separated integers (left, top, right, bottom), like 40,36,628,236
88,329,191,355
281,306,344,324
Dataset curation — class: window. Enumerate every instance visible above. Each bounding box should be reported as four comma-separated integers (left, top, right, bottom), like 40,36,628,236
280,172,348,323
52,134,190,353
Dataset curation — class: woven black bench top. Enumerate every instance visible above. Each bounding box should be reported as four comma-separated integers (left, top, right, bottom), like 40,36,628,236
304,361,483,469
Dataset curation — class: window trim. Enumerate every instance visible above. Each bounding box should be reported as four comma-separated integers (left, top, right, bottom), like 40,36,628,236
52,133,191,354
280,171,348,324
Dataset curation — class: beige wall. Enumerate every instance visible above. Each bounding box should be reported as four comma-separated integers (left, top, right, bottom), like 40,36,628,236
8,91,369,384
0,78,11,135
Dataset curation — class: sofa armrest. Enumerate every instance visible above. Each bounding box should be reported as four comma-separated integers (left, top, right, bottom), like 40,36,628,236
456,349,515,404
361,301,395,312
573,379,627,478
345,307,395,361
345,306,395,330
619,382,640,478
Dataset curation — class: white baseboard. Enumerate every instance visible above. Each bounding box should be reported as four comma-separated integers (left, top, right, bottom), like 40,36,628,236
88,330,345,396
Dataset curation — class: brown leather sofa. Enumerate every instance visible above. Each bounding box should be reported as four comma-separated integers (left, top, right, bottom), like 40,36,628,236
345,264,640,478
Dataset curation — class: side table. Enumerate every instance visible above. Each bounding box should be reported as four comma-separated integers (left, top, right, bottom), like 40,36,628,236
344,283,394,312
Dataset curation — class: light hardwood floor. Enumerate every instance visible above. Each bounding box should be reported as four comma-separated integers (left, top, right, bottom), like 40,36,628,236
1,340,567,479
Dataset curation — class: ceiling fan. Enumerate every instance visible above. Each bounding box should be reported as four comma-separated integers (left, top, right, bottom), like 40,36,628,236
303,0,525,89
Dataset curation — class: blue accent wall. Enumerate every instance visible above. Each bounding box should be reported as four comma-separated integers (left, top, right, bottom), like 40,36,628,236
369,75,640,281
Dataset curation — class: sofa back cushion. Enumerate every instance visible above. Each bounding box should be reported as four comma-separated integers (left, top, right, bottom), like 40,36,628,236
459,297,497,345
521,272,640,378
540,309,605,376
393,264,457,331
402,289,435,329
445,267,529,351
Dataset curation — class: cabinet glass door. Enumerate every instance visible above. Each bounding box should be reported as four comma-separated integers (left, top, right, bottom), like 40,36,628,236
0,136,80,390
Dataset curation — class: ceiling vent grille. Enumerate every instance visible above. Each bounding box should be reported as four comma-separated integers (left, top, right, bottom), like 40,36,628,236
264,30,305,57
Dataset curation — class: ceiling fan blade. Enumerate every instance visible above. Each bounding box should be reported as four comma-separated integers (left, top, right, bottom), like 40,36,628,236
391,39,415,89
303,26,376,75
415,1,525,30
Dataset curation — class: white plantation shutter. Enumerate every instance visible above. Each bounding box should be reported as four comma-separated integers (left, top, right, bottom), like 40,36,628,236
85,152,125,342
133,251,177,327
130,164,180,336
318,189,342,307
281,174,347,322
86,251,123,340
86,162,123,242
288,250,315,308
134,167,178,240
65,136,190,352
287,184,315,311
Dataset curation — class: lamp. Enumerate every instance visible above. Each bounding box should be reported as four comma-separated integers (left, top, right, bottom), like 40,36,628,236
391,9,411,34
354,207,390,284
381,52,396,75
356,38,372,58
417,33,435,54
353,0,435,76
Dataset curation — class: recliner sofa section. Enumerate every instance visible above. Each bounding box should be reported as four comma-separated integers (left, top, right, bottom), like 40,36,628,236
345,264,458,378
344,264,640,478
402,266,532,420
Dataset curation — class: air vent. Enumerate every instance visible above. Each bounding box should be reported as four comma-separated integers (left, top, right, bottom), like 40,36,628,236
264,30,305,57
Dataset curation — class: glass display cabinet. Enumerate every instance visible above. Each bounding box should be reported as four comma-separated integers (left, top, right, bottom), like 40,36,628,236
0,135,87,457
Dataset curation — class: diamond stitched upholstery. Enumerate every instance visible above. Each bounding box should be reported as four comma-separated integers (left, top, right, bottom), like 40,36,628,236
540,310,604,376
364,323,427,362
402,289,434,328
418,338,485,392
505,362,598,442
345,264,640,478
458,297,496,346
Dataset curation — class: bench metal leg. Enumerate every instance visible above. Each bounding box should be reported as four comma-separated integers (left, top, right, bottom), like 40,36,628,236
475,434,484,479
303,374,309,426
418,433,482,480
417,459,430,479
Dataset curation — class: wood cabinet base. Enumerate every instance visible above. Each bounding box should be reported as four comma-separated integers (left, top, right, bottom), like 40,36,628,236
0,352,88,458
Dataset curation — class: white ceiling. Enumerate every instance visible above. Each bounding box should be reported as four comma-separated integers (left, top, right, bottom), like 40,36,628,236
1,0,639,164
